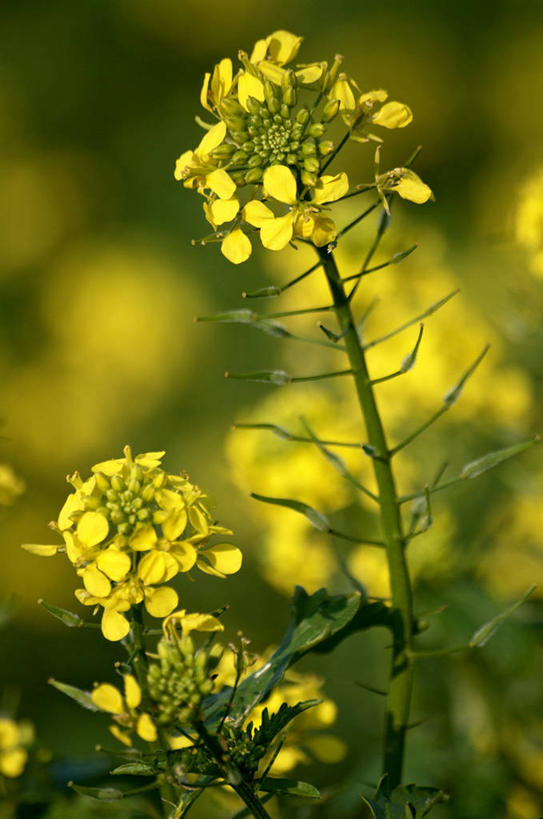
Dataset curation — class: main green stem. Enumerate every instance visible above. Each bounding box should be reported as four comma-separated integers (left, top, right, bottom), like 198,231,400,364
318,247,414,790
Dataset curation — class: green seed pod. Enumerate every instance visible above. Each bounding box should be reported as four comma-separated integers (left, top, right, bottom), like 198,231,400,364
248,154,263,168
301,139,317,156
308,122,326,138
319,139,334,155
245,167,263,184
296,107,310,125
304,156,320,173
220,98,244,117
245,96,261,116
301,169,318,187
321,97,341,122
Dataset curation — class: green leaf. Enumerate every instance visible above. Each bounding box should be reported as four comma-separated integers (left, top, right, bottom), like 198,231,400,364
469,585,536,648
69,784,124,801
250,492,330,531
361,778,446,818
110,762,157,776
205,587,360,726
226,370,290,385
259,777,320,799
443,345,489,406
39,599,84,628
460,437,539,480
250,700,320,745
49,678,98,712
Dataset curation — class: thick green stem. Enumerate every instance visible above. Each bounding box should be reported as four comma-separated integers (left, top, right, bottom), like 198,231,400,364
128,605,177,816
318,247,414,790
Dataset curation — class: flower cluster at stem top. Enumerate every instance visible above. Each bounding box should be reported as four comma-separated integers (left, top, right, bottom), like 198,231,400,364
175,30,433,264
22,447,241,641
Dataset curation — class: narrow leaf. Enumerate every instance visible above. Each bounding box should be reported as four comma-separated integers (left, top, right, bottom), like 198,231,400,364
469,585,536,648
460,437,538,480
401,324,424,373
197,309,289,338
39,599,84,628
250,492,329,531
443,345,489,406
259,777,320,799
226,370,290,385
49,678,98,712
69,784,124,801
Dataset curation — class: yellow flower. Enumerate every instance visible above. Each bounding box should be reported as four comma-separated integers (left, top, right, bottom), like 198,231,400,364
329,81,413,143
22,446,239,640
92,674,157,746
377,166,434,204
0,718,32,778
200,58,233,113
174,121,235,199
515,167,543,277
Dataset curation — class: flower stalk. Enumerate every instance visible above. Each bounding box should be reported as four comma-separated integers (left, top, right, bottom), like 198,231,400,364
317,246,414,790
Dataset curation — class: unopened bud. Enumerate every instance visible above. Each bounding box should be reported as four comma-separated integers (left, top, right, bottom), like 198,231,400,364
323,54,344,92
211,143,236,160
322,98,340,122
301,170,318,187
220,98,244,117
304,156,320,173
296,107,310,125
245,96,261,116
308,122,325,138
282,87,296,107
245,168,263,184
319,140,334,155
301,139,317,156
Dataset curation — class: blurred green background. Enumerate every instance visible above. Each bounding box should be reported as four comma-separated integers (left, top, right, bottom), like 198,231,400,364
1,1,542,817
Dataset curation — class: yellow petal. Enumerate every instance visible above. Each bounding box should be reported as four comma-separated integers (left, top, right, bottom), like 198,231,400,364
102,608,130,641
259,62,286,85
390,169,433,204
0,719,18,747
58,491,83,530
63,530,85,563
188,504,209,534
358,89,388,107
81,565,111,598
21,543,59,556
162,508,188,541
329,77,355,111
77,511,109,547
211,58,233,101
171,541,197,572
74,588,101,606
237,72,265,111
92,683,124,714
90,457,125,476
155,488,184,511
197,120,226,156
169,733,193,750
1,748,27,778
263,165,297,205
199,543,243,576
311,214,338,247
243,200,274,227
200,71,211,112
124,675,141,710
312,172,349,204
135,451,165,468
144,585,178,618
373,101,413,129
129,524,158,552
179,612,224,634
210,197,240,225
294,212,315,239
260,213,294,250
137,713,157,743
295,63,324,84
305,734,347,763
138,550,178,585
110,725,132,747
221,229,252,264
96,547,131,582
266,30,303,65
250,38,268,63
206,168,236,200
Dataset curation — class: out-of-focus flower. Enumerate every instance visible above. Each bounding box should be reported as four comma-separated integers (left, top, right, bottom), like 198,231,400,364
0,717,33,778
22,447,240,640
515,168,543,277
0,464,25,507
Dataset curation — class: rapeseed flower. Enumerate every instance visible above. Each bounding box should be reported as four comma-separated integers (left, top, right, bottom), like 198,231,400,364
22,446,241,640
175,30,432,264
92,674,157,746
0,717,33,778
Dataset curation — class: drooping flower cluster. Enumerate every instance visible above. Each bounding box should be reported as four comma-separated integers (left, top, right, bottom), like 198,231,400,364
175,30,432,263
23,447,241,640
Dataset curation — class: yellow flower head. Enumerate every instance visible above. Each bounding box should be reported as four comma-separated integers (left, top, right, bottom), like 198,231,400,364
22,446,241,641
176,32,430,264
92,674,157,746
0,717,33,779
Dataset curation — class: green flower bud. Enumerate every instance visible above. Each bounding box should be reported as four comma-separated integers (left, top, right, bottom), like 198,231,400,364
246,96,261,116
281,68,297,92
321,97,341,122
211,143,236,160
301,169,318,187
319,140,334,155
220,98,244,117
247,125,258,137
304,156,320,173
296,107,310,125
280,103,291,119
111,476,124,492
226,116,246,133
286,153,298,165
245,168,263,184
94,473,110,493
282,87,296,107
248,154,263,168
229,130,249,144
301,139,317,156
231,171,247,185
231,149,249,164
308,122,325,138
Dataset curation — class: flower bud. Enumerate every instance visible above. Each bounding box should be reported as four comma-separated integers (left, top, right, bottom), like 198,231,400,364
301,169,318,187
321,98,340,122
245,96,261,116
308,122,325,138
319,140,334,156
282,87,296,107
301,139,317,156
296,107,310,125
220,98,244,117
245,168,263,184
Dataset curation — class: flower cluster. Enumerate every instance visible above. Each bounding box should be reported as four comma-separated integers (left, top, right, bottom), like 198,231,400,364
175,30,432,264
0,717,33,778
23,447,241,640
91,673,157,747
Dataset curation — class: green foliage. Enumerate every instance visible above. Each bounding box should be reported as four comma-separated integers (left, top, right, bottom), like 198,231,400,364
361,778,447,818
48,679,98,712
